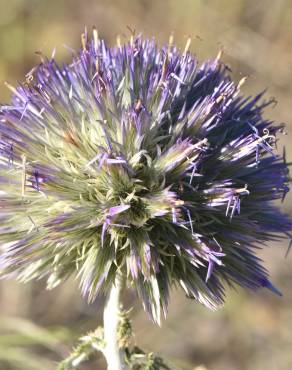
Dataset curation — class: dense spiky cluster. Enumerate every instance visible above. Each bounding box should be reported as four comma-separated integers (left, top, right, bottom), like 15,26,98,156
0,31,291,322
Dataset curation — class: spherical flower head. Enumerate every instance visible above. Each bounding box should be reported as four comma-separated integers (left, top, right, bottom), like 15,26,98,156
0,30,291,323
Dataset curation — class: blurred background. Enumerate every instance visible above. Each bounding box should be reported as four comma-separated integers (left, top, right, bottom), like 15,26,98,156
0,1,292,369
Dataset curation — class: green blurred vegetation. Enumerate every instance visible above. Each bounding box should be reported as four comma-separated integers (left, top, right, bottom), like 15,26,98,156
0,0,292,369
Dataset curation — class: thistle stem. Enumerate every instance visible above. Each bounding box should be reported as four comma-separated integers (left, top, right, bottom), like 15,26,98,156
103,276,126,370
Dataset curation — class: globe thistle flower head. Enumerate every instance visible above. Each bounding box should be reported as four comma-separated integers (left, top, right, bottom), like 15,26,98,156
0,30,291,323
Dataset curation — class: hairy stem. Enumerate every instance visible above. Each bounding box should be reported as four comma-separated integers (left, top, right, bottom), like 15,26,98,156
103,276,127,370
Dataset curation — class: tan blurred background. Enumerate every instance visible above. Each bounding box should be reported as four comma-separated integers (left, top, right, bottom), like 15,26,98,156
0,1,292,369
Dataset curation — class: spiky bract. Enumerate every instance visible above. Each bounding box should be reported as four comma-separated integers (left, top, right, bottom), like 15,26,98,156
0,31,291,322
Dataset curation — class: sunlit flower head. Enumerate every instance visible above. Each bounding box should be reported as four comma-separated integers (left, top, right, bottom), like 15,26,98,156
0,30,291,323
